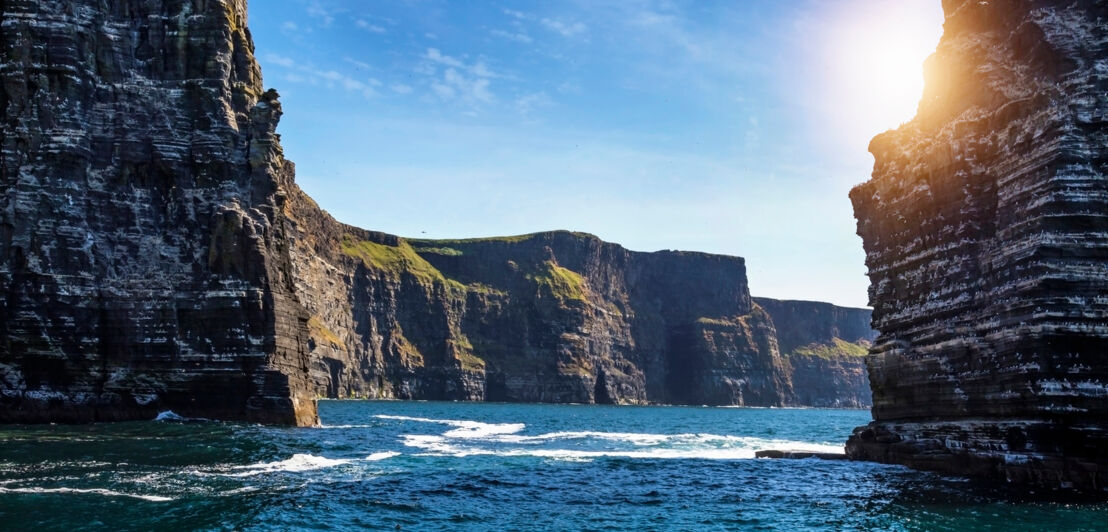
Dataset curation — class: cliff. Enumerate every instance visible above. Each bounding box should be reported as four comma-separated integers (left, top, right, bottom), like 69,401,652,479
0,0,876,424
754,298,875,408
846,0,1108,490
286,179,876,407
0,0,316,425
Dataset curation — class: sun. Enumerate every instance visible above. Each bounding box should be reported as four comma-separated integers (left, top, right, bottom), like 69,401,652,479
819,0,944,149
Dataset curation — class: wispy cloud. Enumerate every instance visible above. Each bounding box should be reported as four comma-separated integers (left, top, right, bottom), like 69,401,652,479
432,68,493,105
344,57,372,71
355,19,386,34
515,92,552,115
491,29,533,44
425,48,500,79
305,1,336,26
263,53,379,99
540,18,586,38
421,48,501,109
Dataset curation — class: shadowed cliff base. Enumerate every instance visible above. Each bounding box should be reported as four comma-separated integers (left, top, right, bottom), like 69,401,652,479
847,0,1108,492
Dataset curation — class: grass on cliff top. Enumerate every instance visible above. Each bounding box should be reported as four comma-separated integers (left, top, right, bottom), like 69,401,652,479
413,246,464,256
791,337,870,359
410,230,596,247
528,261,587,301
341,235,465,291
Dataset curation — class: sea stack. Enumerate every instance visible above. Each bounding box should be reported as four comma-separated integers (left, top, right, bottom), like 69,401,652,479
0,0,318,425
847,0,1107,490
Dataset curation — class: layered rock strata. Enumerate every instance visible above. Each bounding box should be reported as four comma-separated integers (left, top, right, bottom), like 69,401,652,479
846,0,1108,490
286,205,877,407
755,298,875,408
0,0,317,425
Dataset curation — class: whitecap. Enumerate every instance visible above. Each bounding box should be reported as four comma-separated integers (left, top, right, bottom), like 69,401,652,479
373,415,525,439
365,451,401,461
226,453,352,477
153,410,209,423
154,410,186,422
0,486,173,502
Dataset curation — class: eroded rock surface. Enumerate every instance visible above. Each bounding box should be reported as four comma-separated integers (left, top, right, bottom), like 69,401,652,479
286,212,877,407
0,0,317,425
755,298,875,408
847,0,1108,490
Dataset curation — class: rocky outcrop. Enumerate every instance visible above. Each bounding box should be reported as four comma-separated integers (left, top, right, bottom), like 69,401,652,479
0,0,877,424
286,197,877,407
285,213,793,405
755,298,875,408
846,0,1108,490
0,0,317,425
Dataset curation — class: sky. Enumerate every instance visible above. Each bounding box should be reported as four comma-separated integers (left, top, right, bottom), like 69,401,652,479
247,0,944,308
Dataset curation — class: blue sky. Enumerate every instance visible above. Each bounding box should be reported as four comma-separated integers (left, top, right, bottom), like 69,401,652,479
248,0,943,308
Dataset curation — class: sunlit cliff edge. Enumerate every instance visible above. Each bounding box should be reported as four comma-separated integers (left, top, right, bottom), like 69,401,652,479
847,0,1108,491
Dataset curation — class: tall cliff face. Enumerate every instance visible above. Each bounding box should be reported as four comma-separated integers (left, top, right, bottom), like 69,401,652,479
754,298,875,408
847,0,1108,490
285,193,795,406
286,179,876,407
0,0,317,425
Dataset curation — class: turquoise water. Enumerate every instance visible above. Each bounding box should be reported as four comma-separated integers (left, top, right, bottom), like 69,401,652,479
0,401,1105,531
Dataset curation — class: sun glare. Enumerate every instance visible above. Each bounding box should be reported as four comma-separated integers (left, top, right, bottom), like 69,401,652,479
821,1,944,148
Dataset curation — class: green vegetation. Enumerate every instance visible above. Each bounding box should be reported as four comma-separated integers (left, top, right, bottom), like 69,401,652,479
456,351,486,371
792,337,871,359
341,235,466,291
411,234,538,245
307,316,343,348
409,230,597,247
528,261,587,301
467,282,507,296
413,246,463,256
695,317,734,327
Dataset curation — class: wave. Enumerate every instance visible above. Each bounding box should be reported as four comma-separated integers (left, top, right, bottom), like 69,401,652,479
153,410,210,423
373,415,526,439
227,453,352,477
0,486,173,502
366,451,401,461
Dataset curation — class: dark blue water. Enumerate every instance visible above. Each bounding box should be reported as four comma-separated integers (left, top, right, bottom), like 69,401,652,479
1,401,1104,531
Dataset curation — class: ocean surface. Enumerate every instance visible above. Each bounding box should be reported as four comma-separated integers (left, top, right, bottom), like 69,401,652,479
0,401,1105,531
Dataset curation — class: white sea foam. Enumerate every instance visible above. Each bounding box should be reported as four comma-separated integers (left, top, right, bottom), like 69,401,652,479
0,486,174,502
397,430,841,460
153,410,209,422
227,454,352,477
154,410,186,422
375,414,843,460
365,451,401,461
374,415,526,439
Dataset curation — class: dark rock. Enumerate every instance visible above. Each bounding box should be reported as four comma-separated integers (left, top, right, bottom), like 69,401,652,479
755,298,876,408
0,0,317,425
846,0,1108,491
754,450,847,460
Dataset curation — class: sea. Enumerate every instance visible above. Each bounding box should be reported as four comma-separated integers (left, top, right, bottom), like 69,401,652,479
0,401,1104,531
